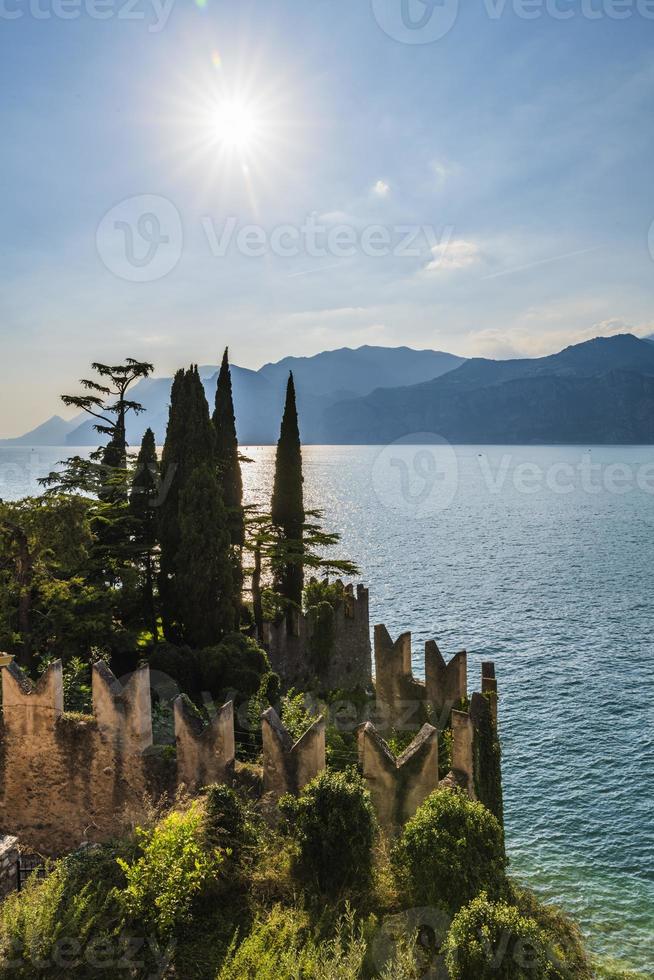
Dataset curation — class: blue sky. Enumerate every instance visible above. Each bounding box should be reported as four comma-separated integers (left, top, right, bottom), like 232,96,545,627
1,0,654,435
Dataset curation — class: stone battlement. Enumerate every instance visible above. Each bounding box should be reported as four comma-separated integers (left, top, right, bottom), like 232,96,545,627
263,583,372,691
0,613,501,854
374,625,468,729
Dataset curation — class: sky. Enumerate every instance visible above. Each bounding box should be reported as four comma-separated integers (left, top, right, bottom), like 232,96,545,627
1,0,654,436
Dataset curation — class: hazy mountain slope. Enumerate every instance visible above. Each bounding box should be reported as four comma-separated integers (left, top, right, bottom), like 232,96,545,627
259,345,465,400
1,414,81,446
324,335,654,444
51,345,466,447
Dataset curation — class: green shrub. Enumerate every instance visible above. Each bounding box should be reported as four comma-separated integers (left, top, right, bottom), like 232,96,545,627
394,789,506,914
204,784,252,862
216,905,367,980
0,840,160,979
443,892,553,979
116,801,224,936
198,633,271,701
279,769,376,894
281,689,318,742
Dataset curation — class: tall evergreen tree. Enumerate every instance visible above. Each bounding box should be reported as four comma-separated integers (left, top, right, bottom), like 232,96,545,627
159,367,234,644
176,463,233,648
271,372,305,607
129,428,160,639
213,348,244,623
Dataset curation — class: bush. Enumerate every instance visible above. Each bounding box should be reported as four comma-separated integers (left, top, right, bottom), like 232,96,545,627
197,633,271,701
216,905,367,980
443,892,553,979
279,769,376,894
116,801,224,936
0,840,157,979
203,784,252,863
394,789,506,914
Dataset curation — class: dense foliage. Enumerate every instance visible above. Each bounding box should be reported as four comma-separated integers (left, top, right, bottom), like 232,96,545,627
0,785,626,980
394,789,507,914
279,768,376,894
443,892,554,979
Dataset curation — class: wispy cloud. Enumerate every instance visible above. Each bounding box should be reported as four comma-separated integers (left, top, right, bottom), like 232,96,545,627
423,238,480,273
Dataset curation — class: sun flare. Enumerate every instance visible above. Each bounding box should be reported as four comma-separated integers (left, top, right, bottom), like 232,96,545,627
211,97,261,153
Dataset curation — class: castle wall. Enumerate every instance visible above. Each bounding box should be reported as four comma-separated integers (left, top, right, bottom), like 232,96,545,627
261,707,326,799
0,662,165,855
374,626,468,730
174,698,235,792
357,722,439,833
263,584,372,692
0,618,501,856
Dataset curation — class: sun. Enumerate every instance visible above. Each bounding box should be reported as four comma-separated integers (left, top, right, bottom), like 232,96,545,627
211,97,261,154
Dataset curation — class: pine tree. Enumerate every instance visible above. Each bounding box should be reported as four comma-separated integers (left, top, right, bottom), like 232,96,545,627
213,348,244,624
159,367,234,644
129,428,160,638
271,372,305,607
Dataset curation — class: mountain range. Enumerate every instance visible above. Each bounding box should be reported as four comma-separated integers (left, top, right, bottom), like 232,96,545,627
4,335,654,447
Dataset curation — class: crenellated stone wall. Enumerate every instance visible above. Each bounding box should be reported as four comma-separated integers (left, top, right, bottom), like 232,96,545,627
174,698,235,793
261,707,326,799
374,625,467,730
0,661,234,855
360,655,501,832
0,611,501,855
357,722,439,833
263,583,372,692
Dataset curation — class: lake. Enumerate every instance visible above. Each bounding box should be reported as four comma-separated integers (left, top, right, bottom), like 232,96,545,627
1,443,653,972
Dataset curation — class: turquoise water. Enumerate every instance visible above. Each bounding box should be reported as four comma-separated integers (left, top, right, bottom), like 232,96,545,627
2,444,653,972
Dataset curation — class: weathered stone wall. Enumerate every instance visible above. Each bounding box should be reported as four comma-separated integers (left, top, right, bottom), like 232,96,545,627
357,722,439,833
0,835,18,897
0,625,501,853
174,698,235,793
263,583,372,692
0,662,164,855
374,625,467,730
0,662,234,855
261,707,326,799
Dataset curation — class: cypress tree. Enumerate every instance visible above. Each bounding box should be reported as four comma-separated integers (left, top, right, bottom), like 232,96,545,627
271,372,305,607
129,427,160,638
159,366,234,644
213,348,244,624
176,463,233,648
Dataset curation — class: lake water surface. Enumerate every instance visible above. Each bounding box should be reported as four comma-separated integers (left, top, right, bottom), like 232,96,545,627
1,443,653,972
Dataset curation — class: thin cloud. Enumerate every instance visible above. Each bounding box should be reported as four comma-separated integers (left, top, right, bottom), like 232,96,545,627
424,239,480,273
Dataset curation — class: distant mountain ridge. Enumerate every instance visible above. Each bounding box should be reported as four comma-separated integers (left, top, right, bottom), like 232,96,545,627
2,345,464,447
6,335,654,447
325,334,654,444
